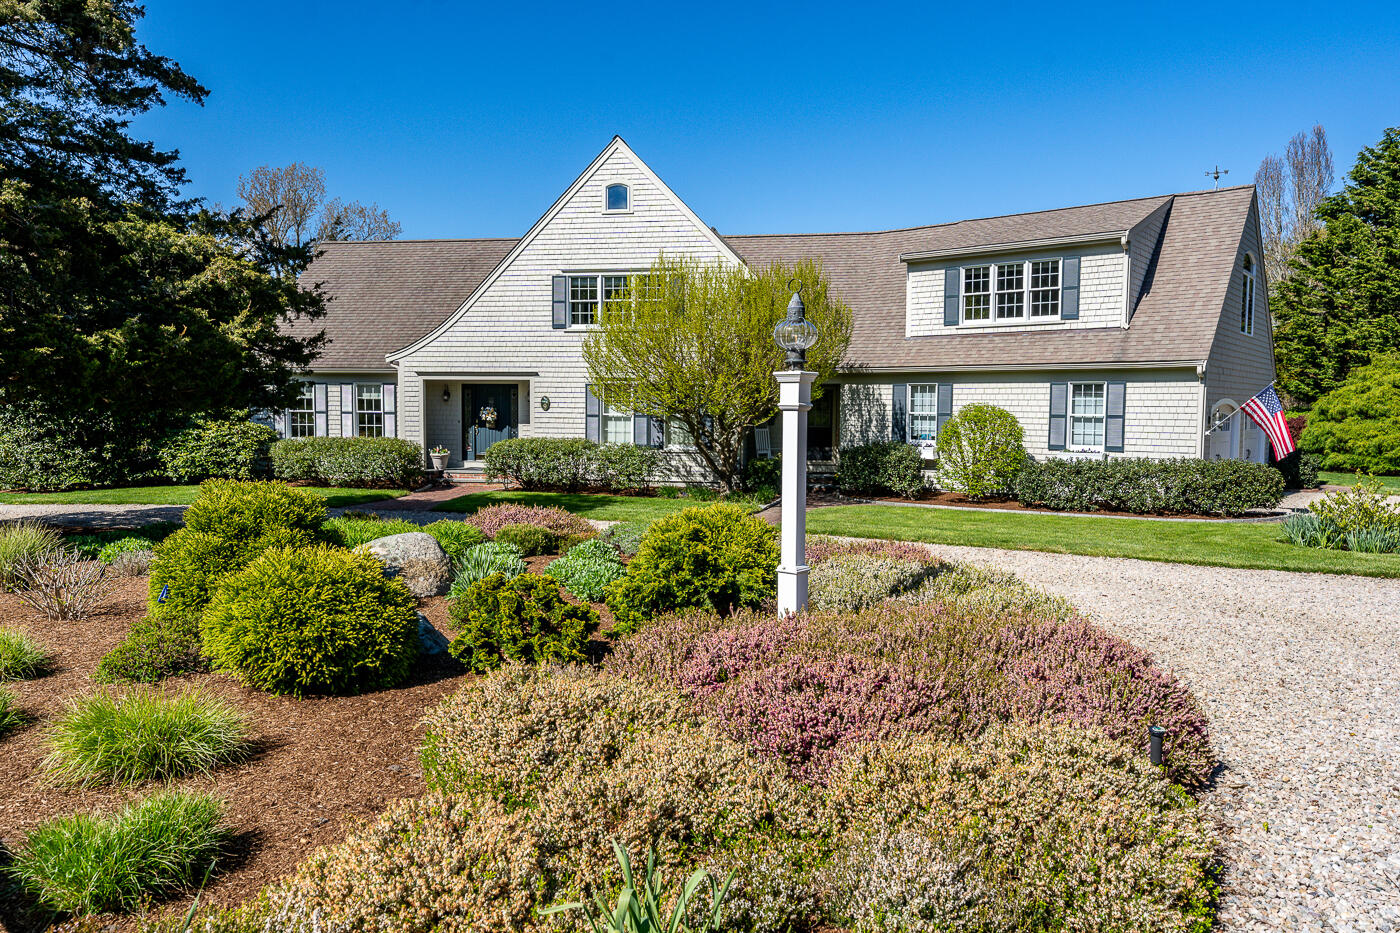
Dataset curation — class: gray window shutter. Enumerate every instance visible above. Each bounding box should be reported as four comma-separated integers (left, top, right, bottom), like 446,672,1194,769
340,383,355,437
1061,256,1080,321
313,383,328,437
383,383,397,438
891,383,907,441
552,275,568,329
936,383,954,436
585,385,601,442
649,416,665,448
632,413,649,446
1105,381,1126,452
272,410,286,437
1048,382,1068,450
943,268,960,326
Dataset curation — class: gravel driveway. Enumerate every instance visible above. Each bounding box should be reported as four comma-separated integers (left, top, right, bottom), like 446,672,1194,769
926,543,1400,931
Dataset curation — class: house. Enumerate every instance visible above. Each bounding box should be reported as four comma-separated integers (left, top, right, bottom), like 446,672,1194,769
279,137,1276,478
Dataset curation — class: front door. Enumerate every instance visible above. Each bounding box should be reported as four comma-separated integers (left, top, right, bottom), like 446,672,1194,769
463,384,517,460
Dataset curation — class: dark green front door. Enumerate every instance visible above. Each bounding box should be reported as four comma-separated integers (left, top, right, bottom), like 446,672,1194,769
463,384,517,460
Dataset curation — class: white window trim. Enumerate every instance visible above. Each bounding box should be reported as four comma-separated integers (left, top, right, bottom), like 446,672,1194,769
960,258,1064,327
287,383,315,438
1240,255,1256,336
603,182,632,214
355,383,384,438
565,272,644,330
600,393,632,446
665,417,696,451
906,383,939,455
1067,381,1106,453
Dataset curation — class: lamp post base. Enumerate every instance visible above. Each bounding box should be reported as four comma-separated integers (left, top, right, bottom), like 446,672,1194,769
777,564,809,617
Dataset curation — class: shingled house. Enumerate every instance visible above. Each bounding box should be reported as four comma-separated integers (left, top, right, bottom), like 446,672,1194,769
280,137,1275,478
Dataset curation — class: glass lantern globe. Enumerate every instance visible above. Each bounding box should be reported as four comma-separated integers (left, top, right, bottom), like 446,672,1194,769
772,317,819,353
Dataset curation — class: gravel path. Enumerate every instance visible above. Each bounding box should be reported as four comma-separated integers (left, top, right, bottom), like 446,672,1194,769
924,543,1400,931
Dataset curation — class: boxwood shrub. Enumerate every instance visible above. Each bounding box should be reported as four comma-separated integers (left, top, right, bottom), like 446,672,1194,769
447,572,599,672
605,503,778,633
481,436,658,491
202,546,420,696
270,437,424,488
492,522,559,557
157,415,277,483
1013,456,1285,515
835,441,926,499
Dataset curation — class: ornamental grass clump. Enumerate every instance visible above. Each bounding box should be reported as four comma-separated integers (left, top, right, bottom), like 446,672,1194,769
10,789,229,915
0,520,62,591
821,723,1218,933
465,502,595,539
43,687,250,785
0,627,51,680
0,687,25,736
449,541,528,597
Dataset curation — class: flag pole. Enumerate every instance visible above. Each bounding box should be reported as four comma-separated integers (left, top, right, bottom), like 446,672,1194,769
1204,382,1277,437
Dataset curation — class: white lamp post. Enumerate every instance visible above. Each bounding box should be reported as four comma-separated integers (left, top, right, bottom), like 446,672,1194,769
772,289,819,616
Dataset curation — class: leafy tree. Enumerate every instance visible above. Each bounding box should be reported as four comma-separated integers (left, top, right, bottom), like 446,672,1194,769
582,257,852,491
1299,355,1400,475
1273,127,1400,404
0,2,325,487
935,404,1026,499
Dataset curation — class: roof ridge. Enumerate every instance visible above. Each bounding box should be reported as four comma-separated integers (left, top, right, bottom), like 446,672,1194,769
319,236,519,246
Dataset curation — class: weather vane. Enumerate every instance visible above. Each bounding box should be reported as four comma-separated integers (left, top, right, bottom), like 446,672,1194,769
1204,165,1229,189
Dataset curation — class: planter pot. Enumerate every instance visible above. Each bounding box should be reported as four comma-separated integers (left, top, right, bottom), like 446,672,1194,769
430,453,449,472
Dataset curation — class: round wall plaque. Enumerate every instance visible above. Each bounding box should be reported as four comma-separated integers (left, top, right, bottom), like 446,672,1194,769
539,395,551,411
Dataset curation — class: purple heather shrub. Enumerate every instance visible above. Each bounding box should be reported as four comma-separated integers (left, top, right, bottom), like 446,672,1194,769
676,614,811,700
464,503,595,540
805,535,941,567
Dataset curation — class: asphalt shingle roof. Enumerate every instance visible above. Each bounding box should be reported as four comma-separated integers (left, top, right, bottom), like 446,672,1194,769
291,186,1254,372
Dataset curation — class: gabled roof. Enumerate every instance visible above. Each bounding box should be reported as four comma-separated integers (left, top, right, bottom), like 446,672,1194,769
725,185,1256,371
289,237,516,370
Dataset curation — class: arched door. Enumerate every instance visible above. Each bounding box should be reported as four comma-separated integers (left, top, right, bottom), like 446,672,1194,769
1209,402,1238,460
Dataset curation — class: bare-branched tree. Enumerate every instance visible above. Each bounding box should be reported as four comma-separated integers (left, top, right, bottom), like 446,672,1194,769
1255,125,1335,286
317,198,402,241
236,163,401,253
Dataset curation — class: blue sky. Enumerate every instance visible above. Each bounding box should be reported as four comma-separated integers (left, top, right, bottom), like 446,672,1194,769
132,1,1400,239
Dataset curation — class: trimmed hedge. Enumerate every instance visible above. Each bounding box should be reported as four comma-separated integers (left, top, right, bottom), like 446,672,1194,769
202,546,420,696
835,441,926,499
447,572,599,672
158,415,277,483
481,436,659,491
1014,456,1285,516
270,437,423,488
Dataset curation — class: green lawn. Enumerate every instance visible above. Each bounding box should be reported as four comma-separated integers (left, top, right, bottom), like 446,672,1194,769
433,490,715,523
0,485,406,509
1319,470,1400,490
805,504,1400,578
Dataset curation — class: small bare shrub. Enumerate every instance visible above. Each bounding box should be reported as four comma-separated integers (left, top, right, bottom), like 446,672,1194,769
12,548,113,621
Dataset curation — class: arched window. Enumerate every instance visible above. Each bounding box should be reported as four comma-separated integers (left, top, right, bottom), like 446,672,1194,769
1240,254,1256,335
605,183,630,212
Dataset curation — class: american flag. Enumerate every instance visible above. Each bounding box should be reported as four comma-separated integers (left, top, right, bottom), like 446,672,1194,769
1241,385,1296,458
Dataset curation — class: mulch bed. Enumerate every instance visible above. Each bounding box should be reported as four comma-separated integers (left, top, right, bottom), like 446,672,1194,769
0,576,471,932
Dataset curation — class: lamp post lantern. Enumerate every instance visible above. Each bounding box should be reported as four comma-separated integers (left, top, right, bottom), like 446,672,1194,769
773,288,819,616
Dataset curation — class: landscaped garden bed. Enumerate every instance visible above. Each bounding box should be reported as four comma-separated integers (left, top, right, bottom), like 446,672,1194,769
0,482,1224,932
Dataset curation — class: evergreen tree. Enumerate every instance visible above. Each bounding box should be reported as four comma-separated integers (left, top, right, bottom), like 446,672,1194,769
1274,127,1400,405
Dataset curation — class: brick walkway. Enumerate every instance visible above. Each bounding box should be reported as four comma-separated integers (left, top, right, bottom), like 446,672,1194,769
355,483,502,512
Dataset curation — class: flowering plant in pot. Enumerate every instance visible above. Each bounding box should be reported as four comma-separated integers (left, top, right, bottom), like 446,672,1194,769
429,446,450,471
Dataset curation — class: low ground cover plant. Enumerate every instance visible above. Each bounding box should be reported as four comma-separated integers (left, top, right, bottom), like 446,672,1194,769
158,414,277,483
0,627,51,680
448,541,528,597
544,538,627,602
600,520,649,556
835,440,926,499
202,546,419,696
605,503,778,633
935,403,1027,499
43,687,249,785
270,436,424,488
97,535,155,564
482,436,659,491
1014,456,1285,515
64,523,180,560
807,553,931,612
465,502,596,540
9,789,228,915
447,572,599,672
0,520,62,591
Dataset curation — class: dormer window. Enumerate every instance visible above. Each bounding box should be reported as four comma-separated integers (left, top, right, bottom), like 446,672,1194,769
961,258,1062,324
605,183,630,212
1240,254,1256,335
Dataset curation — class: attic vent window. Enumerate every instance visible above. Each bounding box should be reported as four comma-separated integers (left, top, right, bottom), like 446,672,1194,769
605,183,630,212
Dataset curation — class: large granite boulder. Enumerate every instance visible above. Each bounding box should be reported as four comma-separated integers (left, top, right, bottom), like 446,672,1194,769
357,531,451,596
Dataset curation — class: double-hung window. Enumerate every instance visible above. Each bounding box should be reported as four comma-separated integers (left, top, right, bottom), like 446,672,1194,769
908,384,938,445
962,258,1062,323
355,384,384,437
1069,382,1106,450
1240,255,1256,335
288,383,315,438
601,391,632,445
569,275,599,326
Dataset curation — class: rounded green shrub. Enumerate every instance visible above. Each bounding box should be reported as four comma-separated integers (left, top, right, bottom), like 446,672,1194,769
605,504,778,633
835,441,926,499
0,627,51,680
543,538,627,602
145,524,312,622
202,547,420,696
10,789,228,915
182,478,328,541
1300,354,1400,474
43,687,249,785
422,519,486,561
934,403,1026,498
493,522,559,557
447,572,599,672
158,414,277,483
